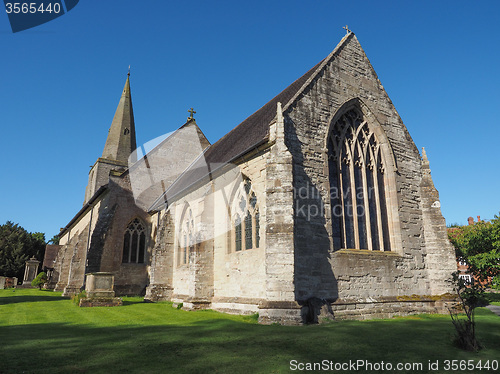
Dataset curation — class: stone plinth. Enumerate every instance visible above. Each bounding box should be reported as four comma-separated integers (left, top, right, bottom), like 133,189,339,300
80,272,122,307
85,272,115,298
23,257,40,285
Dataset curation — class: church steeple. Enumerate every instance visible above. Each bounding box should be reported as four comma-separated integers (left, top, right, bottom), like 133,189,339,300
83,73,138,204
101,74,137,164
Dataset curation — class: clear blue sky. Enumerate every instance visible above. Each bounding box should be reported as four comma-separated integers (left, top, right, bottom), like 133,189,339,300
1,0,499,239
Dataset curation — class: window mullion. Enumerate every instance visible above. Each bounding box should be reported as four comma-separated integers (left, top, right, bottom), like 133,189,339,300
338,159,347,249
361,158,373,251
372,149,385,251
348,149,359,249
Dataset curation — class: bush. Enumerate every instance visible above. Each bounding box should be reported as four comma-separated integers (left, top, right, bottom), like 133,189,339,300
71,290,86,306
448,272,485,351
31,272,47,290
491,275,500,290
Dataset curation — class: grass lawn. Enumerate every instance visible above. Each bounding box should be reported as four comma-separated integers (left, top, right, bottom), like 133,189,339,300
1,289,499,374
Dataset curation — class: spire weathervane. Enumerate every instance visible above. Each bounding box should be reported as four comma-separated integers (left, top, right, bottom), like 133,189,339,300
128,65,131,77
343,25,351,34
188,107,196,121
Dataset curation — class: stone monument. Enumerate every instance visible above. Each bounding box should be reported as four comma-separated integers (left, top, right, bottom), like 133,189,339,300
23,257,40,285
79,272,122,307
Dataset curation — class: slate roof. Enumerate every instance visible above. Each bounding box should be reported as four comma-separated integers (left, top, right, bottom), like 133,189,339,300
43,245,61,269
147,33,362,212
203,58,325,165
148,58,325,211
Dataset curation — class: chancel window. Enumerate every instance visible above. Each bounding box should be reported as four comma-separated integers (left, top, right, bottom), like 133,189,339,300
232,179,260,251
328,108,391,251
179,207,195,265
122,218,146,263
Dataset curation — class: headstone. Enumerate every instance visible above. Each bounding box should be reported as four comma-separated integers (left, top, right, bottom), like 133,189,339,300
23,257,40,285
85,272,116,298
0,276,5,289
79,272,122,307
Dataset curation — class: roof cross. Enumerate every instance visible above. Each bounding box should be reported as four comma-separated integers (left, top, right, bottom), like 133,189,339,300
188,107,196,119
343,25,351,34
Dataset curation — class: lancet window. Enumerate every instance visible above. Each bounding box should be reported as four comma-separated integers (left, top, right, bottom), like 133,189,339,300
179,207,195,265
328,108,391,251
232,179,260,252
122,218,147,263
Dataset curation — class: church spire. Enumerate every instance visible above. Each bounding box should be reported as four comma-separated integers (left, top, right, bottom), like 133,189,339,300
101,74,137,164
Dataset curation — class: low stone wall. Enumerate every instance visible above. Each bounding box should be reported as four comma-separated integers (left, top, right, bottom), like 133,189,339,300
79,297,122,307
257,295,456,325
330,295,456,320
144,284,173,301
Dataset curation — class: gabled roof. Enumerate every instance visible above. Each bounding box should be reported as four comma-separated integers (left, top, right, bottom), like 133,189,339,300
203,59,324,165
149,34,355,211
204,32,353,166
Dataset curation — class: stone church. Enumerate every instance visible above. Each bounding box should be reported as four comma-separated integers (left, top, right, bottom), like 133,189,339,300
44,32,457,324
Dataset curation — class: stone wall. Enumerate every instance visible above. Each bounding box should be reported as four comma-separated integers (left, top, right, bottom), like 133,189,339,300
212,152,268,313
283,33,450,310
420,150,456,294
97,175,151,296
259,103,299,324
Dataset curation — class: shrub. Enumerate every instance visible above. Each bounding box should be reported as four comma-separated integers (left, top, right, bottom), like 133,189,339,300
492,275,500,290
448,272,485,351
71,290,87,306
31,272,47,290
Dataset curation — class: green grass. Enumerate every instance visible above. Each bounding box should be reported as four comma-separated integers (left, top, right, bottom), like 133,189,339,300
1,289,499,374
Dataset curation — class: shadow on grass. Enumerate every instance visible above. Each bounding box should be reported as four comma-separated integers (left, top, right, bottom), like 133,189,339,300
1,313,499,374
121,299,147,306
0,295,67,305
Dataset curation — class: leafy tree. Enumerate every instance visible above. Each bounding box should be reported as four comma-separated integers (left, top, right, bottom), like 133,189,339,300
31,271,47,290
48,234,60,245
448,215,500,282
448,272,485,351
0,221,46,279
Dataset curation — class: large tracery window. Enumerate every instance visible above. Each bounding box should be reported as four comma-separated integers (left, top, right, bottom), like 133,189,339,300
232,179,260,252
179,207,195,265
328,108,391,251
122,218,147,263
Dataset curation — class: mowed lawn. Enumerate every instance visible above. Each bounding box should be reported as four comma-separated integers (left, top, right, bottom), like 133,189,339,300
0,289,499,374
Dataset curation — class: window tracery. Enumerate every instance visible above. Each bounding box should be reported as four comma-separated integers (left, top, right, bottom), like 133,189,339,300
328,108,391,251
232,179,260,252
122,218,146,264
179,207,195,265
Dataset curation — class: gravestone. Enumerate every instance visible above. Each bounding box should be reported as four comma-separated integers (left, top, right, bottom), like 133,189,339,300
79,273,122,307
23,257,40,285
0,277,5,289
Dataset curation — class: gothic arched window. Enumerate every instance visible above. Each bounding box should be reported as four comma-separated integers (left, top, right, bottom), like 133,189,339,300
232,179,260,252
328,108,391,251
179,206,195,265
122,218,147,263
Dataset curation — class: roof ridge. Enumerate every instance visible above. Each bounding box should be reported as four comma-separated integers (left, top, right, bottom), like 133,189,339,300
282,32,355,113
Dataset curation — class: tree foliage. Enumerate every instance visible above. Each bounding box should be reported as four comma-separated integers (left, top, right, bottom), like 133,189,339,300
31,271,47,290
448,272,485,351
0,221,46,279
448,214,500,282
